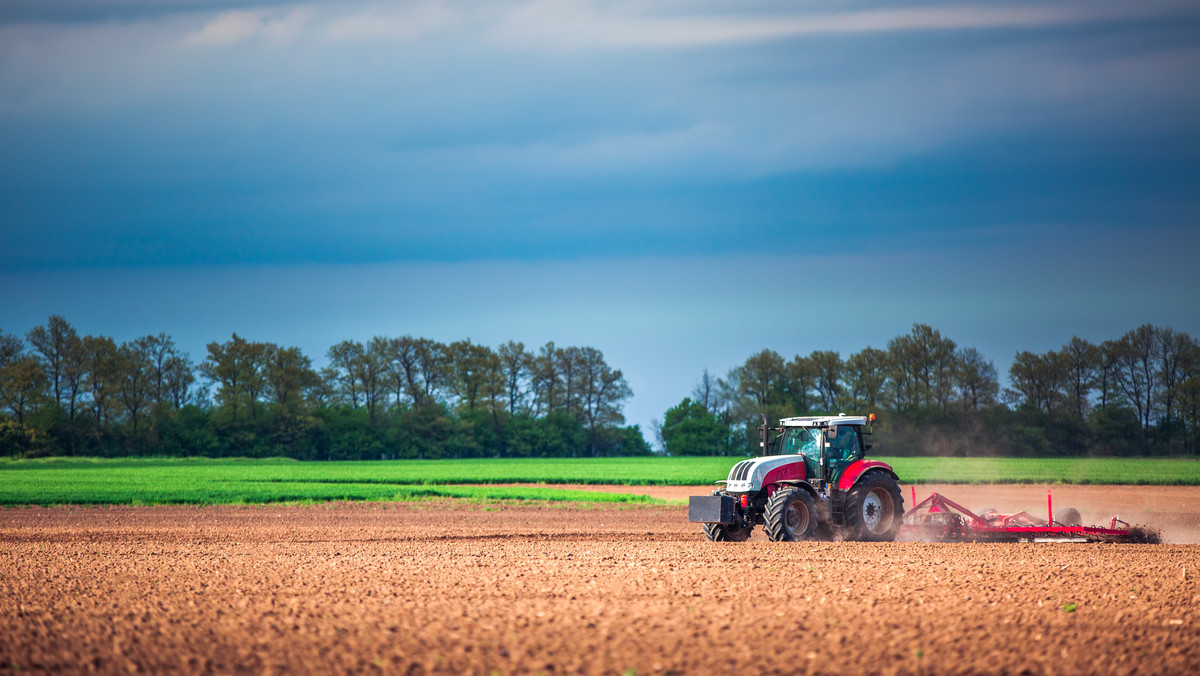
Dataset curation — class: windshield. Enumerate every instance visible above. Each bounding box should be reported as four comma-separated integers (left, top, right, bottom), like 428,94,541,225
780,427,822,458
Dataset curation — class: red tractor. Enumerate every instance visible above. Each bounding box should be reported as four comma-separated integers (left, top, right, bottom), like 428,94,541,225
688,414,903,542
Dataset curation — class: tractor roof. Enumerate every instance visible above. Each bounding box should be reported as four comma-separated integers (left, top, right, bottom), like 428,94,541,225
779,414,868,427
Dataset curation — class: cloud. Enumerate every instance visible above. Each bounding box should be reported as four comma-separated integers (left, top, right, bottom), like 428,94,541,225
325,2,454,42
177,1,1151,49
4,0,1199,279
184,10,259,45
183,6,312,46
488,1,1085,50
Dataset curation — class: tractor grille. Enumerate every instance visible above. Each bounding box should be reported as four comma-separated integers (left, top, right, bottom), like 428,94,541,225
727,462,743,481
729,461,754,482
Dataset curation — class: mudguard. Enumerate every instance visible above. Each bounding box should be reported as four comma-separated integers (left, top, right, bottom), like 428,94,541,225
837,460,898,491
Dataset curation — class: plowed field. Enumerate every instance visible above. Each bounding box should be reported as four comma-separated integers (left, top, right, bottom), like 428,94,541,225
3,492,1199,674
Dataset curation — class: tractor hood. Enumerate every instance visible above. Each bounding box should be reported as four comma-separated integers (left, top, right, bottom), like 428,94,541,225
724,455,807,493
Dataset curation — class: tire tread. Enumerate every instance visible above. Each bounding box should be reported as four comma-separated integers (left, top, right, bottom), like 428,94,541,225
764,487,817,542
843,471,904,542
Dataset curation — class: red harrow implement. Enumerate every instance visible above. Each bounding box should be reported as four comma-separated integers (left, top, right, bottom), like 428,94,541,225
901,488,1157,543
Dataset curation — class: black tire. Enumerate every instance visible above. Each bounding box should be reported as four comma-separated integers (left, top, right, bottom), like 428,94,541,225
1055,507,1082,526
763,487,818,542
702,521,752,542
844,471,904,542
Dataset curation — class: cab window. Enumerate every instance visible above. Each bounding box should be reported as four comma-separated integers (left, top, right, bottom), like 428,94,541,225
781,427,820,458
828,426,861,460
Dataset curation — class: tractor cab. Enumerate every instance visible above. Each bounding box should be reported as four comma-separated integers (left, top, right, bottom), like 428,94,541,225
773,415,869,486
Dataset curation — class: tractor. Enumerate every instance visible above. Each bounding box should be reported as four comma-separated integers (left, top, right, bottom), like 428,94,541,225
688,414,904,542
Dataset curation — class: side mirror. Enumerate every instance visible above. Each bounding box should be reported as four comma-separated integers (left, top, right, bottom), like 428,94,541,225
826,425,838,439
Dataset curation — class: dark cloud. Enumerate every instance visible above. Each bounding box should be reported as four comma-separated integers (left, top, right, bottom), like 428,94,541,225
1,0,1199,272
0,0,299,25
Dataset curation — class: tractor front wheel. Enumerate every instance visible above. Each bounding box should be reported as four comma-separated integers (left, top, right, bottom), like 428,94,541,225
764,487,818,542
845,472,904,542
702,521,752,542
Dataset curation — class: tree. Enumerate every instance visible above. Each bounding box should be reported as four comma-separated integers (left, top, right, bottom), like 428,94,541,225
1177,346,1200,455
1059,337,1099,420
381,336,446,408
844,347,889,410
691,368,717,413
888,324,957,414
146,333,173,403
783,354,817,414
263,344,319,451
661,397,730,456
530,342,561,416
361,337,388,423
955,347,998,412
163,353,195,410
0,359,46,428
1157,327,1192,427
27,315,86,452
264,345,318,410
810,350,842,412
480,346,508,443
0,331,44,456
116,337,155,446
414,338,446,406
202,334,268,424
382,336,418,407
136,333,195,413
1110,325,1159,431
1097,339,1122,411
733,349,786,408
0,331,47,427
1008,350,1064,416
576,347,632,456
81,335,120,433
26,315,81,413
556,346,585,417
611,425,652,456
649,416,666,453
326,340,366,409
444,340,497,412
498,341,531,416
505,410,585,458
0,331,23,365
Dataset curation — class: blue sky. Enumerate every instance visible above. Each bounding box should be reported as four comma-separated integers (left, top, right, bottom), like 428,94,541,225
2,0,1199,438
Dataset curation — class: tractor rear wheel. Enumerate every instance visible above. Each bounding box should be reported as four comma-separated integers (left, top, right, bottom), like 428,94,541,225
844,472,904,542
764,487,818,542
702,521,752,542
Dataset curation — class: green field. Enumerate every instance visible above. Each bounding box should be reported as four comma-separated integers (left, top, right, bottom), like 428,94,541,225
2,456,1199,506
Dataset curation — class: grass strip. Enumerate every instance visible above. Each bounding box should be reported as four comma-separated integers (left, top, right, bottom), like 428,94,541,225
2,456,1199,506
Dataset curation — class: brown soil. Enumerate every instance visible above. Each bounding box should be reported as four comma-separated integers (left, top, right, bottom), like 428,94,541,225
3,500,1199,674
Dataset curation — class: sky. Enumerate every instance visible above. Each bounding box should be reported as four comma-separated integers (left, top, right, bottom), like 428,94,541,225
2,0,1199,441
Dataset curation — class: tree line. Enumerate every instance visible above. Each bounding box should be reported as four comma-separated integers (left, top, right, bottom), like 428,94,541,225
657,323,1200,457
0,316,648,459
